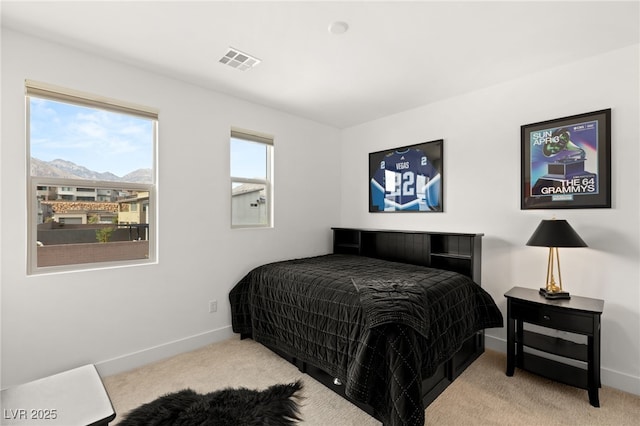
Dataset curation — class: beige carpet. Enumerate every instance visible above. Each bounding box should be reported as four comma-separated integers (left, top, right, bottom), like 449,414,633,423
103,337,639,425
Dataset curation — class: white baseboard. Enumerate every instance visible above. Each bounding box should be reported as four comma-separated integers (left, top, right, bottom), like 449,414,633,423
484,333,640,397
485,333,507,354
96,326,234,378
94,329,640,397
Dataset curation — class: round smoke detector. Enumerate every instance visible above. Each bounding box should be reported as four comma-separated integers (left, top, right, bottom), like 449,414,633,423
328,21,349,35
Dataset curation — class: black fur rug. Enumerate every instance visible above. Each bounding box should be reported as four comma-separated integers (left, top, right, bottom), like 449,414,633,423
118,380,303,426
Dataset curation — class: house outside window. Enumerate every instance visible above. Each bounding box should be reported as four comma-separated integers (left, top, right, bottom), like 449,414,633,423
27,80,157,273
230,128,273,228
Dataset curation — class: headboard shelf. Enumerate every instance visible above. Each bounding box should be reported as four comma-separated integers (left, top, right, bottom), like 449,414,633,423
431,252,470,260
332,227,483,284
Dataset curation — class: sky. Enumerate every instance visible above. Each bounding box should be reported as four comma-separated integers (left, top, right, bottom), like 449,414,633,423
230,137,267,180
29,97,154,178
30,97,267,182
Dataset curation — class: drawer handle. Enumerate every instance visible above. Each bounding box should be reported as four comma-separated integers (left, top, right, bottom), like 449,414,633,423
543,315,551,321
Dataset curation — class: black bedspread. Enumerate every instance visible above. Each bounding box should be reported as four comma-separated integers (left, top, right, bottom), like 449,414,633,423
229,254,503,425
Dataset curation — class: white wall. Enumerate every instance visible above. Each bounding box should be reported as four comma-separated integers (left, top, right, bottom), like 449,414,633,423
2,27,639,398
0,29,341,387
340,45,640,395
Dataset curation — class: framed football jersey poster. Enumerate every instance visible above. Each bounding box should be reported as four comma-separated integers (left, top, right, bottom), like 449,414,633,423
521,109,611,209
369,139,443,212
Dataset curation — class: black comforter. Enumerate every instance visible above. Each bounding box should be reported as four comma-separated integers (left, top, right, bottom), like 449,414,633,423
229,254,503,425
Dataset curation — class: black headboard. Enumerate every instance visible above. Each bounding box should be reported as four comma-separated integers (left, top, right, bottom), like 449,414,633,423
332,228,483,284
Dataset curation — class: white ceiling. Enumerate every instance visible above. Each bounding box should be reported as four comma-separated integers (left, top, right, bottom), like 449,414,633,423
2,1,639,128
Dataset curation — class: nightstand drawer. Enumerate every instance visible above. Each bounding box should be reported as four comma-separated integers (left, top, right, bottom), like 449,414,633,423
510,300,593,334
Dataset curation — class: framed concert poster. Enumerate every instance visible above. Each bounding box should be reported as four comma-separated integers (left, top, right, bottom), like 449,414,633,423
369,139,443,212
521,109,611,210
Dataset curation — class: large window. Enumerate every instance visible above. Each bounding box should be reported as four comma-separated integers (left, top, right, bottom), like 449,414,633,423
230,129,273,228
27,80,157,273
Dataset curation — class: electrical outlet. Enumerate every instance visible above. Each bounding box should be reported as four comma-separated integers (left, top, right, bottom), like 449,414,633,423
209,300,218,313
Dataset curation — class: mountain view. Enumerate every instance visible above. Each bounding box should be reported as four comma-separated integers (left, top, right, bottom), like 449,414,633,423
31,158,152,184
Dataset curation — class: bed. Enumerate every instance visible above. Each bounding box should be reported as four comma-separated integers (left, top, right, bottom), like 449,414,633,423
229,228,503,426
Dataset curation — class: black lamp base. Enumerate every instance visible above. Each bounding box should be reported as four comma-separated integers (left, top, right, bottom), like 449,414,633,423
539,288,571,300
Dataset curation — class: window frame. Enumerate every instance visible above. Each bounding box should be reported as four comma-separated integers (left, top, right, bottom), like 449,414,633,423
26,80,158,275
230,128,274,229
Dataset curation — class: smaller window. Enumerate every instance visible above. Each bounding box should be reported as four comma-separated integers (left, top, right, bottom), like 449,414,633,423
230,129,273,228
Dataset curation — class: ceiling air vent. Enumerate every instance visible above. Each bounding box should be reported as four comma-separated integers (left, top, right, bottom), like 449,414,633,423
219,47,261,71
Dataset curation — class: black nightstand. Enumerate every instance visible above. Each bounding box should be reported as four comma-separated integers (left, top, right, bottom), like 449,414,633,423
505,286,604,407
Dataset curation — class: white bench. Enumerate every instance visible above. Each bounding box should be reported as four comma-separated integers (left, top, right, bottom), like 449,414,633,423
1,364,115,425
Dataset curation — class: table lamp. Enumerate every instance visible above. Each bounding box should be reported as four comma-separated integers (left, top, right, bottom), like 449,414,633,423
526,219,587,299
